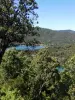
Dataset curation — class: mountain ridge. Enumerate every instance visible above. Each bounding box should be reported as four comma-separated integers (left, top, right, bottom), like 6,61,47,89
36,27,75,45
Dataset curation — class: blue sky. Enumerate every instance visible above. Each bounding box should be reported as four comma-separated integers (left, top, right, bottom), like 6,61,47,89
36,0,75,30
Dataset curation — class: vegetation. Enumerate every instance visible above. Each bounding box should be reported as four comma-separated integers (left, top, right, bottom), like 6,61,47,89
0,0,75,100
0,48,74,100
35,27,75,45
0,0,38,63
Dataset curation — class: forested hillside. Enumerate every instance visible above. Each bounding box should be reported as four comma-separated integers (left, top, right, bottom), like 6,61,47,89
0,0,75,100
36,27,75,45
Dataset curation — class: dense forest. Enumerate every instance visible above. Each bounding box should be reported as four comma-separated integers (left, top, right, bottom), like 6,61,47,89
0,0,75,100
36,27,75,45
0,47,75,100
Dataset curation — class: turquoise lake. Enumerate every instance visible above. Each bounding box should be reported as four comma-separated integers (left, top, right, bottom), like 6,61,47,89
56,66,64,72
14,45,45,51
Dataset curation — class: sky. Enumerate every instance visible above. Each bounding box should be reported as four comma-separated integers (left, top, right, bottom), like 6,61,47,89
36,0,75,30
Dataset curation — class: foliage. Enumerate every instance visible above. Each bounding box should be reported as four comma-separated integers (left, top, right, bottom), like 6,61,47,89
36,27,75,45
0,47,74,99
0,86,24,100
31,49,72,100
65,55,75,99
0,0,38,63
0,0,74,100
0,49,34,99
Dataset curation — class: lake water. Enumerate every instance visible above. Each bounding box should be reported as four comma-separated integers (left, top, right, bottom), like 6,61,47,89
56,66,64,72
14,45,45,51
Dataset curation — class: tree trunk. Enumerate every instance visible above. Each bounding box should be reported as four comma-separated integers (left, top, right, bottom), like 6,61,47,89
0,44,8,64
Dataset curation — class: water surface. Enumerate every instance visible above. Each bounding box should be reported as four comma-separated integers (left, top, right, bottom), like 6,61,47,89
56,66,64,72
15,45,45,51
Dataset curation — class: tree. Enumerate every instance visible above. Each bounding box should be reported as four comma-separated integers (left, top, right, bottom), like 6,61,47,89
0,0,38,63
0,48,73,99
0,86,24,100
31,49,72,100
0,49,34,99
65,55,75,100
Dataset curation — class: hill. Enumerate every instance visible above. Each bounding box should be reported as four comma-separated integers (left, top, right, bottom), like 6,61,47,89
36,27,75,45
